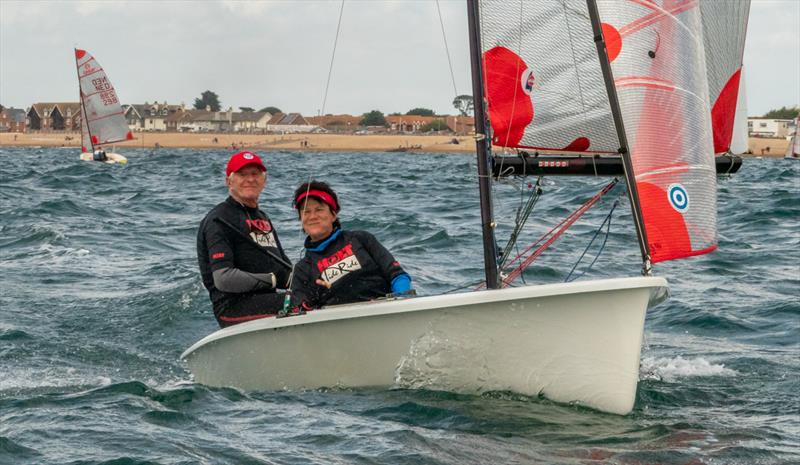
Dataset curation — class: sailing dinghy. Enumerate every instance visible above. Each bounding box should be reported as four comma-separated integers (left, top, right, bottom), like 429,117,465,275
786,117,799,160
74,48,132,165
183,0,745,415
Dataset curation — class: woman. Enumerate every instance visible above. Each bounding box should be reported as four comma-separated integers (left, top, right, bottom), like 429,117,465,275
289,180,412,313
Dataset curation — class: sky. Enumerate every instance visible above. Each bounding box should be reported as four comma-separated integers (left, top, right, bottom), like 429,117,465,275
1,0,798,117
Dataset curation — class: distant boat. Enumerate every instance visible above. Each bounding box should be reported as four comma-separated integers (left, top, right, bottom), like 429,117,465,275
74,48,132,165
786,117,799,160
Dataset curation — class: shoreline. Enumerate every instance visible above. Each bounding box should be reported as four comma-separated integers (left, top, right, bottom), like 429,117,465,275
0,132,790,157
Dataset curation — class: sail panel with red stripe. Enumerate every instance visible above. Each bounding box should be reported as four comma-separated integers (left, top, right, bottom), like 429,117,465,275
700,0,751,154
598,0,718,263
75,49,132,149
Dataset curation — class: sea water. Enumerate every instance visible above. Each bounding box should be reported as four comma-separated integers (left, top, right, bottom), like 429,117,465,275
0,147,797,464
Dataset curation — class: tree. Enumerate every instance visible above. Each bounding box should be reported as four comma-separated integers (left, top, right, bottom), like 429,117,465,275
360,110,387,127
0,103,4,112
406,107,435,116
421,119,449,132
453,94,474,116
194,90,221,111
763,106,800,119
239,106,255,112
259,106,282,114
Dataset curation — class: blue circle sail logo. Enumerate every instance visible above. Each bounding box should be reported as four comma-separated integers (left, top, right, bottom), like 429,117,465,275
668,184,689,213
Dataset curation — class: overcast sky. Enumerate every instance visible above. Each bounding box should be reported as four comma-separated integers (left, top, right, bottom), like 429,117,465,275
1,0,797,117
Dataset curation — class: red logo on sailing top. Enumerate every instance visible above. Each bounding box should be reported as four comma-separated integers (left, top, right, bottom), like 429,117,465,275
246,218,272,233
316,243,355,273
211,252,225,259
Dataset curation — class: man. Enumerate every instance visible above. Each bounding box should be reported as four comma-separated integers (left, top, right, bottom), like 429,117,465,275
197,151,293,327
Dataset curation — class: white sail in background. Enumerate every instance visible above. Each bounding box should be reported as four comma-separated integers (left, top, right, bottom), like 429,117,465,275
730,68,749,155
700,0,751,154
476,0,620,153
75,48,132,152
786,117,800,159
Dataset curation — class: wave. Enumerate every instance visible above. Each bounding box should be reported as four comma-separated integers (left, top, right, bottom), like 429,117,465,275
640,356,737,382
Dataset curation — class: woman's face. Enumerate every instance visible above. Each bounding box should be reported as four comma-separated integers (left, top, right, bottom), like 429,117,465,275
299,197,337,241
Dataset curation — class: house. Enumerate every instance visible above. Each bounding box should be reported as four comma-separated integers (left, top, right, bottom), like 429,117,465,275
125,101,184,131
233,111,272,132
164,109,196,132
265,113,317,133
26,102,82,131
306,114,363,132
0,107,27,132
386,115,444,133
748,118,794,138
445,115,474,135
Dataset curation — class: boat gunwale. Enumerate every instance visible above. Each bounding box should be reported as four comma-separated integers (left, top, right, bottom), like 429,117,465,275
181,276,668,360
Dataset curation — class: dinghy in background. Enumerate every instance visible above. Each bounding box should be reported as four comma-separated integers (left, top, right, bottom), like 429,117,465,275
74,48,133,165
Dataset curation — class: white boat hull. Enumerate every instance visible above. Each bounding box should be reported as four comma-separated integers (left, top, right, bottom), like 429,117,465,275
182,276,668,415
80,152,127,165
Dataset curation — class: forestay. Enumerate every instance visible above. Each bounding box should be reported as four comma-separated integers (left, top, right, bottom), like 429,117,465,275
75,49,132,152
700,0,751,154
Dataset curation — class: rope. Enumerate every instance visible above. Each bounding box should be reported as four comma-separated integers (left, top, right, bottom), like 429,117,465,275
499,179,618,287
320,0,345,116
499,177,543,267
564,197,619,282
435,0,458,98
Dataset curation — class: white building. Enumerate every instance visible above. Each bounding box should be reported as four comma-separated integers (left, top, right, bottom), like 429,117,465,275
747,118,793,138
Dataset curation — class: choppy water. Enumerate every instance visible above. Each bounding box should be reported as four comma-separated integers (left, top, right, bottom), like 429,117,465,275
0,147,797,464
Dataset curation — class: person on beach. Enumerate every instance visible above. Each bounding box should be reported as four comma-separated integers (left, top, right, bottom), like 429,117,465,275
287,180,412,315
197,151,293,327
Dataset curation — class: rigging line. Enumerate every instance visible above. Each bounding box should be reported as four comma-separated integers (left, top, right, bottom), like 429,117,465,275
564,197,619,282
320,0,345,116
500,177,542,267
435,0,458,98
501,180,616,287
502,179,617,270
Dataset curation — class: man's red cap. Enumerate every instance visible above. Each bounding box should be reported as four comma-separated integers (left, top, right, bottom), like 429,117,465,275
226,151,266,177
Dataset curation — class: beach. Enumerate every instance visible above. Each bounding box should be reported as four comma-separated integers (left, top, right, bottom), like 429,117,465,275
0,131,789,156
0,131,476,153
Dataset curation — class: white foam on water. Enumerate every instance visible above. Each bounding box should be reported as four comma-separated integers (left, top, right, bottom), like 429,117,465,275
640,355,737,382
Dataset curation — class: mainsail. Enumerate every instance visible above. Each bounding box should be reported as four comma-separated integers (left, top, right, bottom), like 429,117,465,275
700,0,751,154
476,1,620,153
74,48,132,153
477,0,719,265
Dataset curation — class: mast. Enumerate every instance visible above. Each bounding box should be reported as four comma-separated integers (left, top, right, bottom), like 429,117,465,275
586,0,652,274
466,0,500,288
74,48,94,153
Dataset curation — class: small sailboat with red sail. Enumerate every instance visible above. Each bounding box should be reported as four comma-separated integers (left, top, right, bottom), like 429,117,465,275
74,48,133,165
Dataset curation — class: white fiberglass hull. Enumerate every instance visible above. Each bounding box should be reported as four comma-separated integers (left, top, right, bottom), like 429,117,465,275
79,152,127,165
182,276,668,415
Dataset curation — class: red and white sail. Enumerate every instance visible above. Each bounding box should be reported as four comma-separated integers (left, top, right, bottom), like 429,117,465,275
476,0,620,153
700,0,750,154
75,48,132,152
477,0,724,264
596,0,718,263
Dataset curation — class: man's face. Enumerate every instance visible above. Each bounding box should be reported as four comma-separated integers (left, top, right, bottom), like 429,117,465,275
227,165,266,205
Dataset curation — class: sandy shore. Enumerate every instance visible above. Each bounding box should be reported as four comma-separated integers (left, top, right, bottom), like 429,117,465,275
0,132,476,153
0,131,789,156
